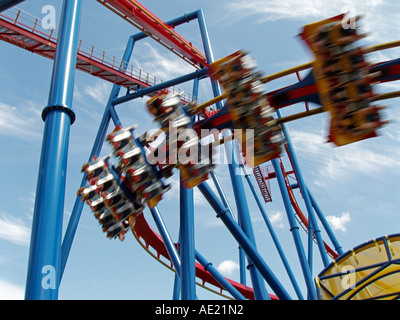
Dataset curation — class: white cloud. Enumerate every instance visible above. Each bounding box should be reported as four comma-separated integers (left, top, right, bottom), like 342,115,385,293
227,0,382,22
0,102,42,140
83,80,113,105
0,279,24,300
326,211,351,232
0,213,31,246
289,129,399,182
226,0,399,44
135,42,195,81
268,211,285,228
216,259,240,276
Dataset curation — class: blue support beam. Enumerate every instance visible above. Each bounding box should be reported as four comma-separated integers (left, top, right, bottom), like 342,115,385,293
198,181,292,300
60,35,136,279
132,10,200,42
112,68,208,106
241,165,304,300
271,158,316,300
308,189,344,256
25,0,82,300
290,183,343,257
210,172,247,285
277,109,330,268
196,9,223,110
195,251,246,300
225,139,269,300
150,207,181,275
180,179,196,300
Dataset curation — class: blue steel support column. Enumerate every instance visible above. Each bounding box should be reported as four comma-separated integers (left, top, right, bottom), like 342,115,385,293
178,72,202,300
225,139,269,300
25,0,82,300
150,207,181,275
173,273,181,300
277,109,330,268
179,179,196,300
0,0,25,12
307,189,343,256
198,181,292,300
241,165,304,300
60,35,136,279
271,158,316,300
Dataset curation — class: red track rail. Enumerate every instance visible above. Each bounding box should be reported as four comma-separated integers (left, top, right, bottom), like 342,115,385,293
97,0,208,69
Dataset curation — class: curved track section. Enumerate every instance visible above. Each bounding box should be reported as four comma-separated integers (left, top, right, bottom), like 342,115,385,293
278,158,339,259
131,213,262,300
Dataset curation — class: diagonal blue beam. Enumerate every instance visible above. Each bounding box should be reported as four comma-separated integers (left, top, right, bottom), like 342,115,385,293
271,158,316,300
195,250,246,300
241,165,304,300
198,181,292,300
224,138,269,300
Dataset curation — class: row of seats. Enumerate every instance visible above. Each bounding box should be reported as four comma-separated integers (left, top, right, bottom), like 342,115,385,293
146,91,216,188
307,17,388,142
106,125,171,209
209,50,285,165
78,156,144,241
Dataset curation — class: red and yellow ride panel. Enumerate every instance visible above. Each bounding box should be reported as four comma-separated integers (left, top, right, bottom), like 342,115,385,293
300,14,387,146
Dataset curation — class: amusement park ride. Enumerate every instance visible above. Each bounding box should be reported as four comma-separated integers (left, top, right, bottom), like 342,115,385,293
0,0,399,300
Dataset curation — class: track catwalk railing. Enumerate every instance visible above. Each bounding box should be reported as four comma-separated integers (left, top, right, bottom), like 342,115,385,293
0,7,199,104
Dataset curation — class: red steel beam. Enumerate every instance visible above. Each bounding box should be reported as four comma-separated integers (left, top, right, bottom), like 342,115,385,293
0,10,197,102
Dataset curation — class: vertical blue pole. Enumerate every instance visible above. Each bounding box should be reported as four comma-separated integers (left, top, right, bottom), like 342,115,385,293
60,35,136,279
173,273,181,300
271,158,316,300
178,71,202,300
0,0,25,12
225,139,269,300
277,109,330,268
25,0,82,300
308,216,314,276
179,178,196,300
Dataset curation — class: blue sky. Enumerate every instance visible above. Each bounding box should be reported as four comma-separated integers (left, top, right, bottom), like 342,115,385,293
0,0,399,300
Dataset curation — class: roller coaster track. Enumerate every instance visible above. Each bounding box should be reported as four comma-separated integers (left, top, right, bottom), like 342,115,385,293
0,7,198,104
96,0,208,69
